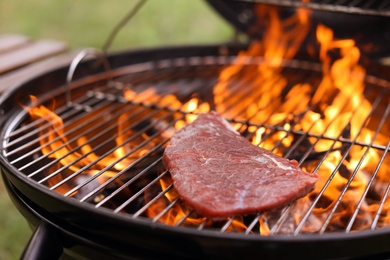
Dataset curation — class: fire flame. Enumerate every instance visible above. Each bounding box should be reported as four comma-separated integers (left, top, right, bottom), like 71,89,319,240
24,4,390,234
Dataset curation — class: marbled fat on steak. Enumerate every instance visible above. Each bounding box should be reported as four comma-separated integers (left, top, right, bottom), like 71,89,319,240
162,111,318,218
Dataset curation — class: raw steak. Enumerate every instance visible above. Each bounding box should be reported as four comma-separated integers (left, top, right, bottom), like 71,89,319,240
162,111,318,218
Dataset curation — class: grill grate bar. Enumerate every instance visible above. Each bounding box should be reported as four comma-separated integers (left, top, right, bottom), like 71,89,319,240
22,98,133,176
217,67,318,123
268,205,292,235
293,87,385,235
6,82,125,153
174,210,194,227
4,88,107,141
39,100,156,183
74,97,209,202
131,175,173,217
287,128,389,152
5,91,114,155
218,74,319,145
317,89,384,234
95,157,163,208
30,70,195,185
74,112,181,202
283,110,322,163
345,102,390,232
152,197,181,223
220,217,236,233
292,137,347,234
9,80,125,138
245,213,261,234
280,101,365,234
59,110,174,196
371,141,390,230
17,101,126,171
196,219,208,231
78,135,168,202
120,171,172,216
248,82,343,165
5,60,191,149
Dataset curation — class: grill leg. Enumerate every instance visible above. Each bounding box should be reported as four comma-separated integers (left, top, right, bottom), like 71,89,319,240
22,221,63,260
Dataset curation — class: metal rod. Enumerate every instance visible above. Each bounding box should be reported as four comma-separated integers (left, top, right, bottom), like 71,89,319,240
5,92,110,152
102,0,148,53
371,141,390,230
66,48,112,108
291,91,377,234
16,101,125,170
317,89,384,234
120,170,172,215
57,110,173,195
95,157,163,208
152,197,181,223
345,102,390,232
175,210,194,227
245,214,261,234
69,101,187,201
220,217,236,233
28,73,187,180
4,75,123,141
32,102,146,181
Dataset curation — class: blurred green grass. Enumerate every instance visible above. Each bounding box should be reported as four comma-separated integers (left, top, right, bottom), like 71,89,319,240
0,0,234,50
0,174,31,260
0,1,234,259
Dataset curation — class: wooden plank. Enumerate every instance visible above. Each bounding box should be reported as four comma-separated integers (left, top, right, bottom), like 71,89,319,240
0,39,68,74
0,34,30,54
0,51,78,94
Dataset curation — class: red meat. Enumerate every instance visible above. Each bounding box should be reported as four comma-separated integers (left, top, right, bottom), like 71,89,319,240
162,111,318,218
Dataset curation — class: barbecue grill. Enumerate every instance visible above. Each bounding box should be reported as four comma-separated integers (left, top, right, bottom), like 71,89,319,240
2,1,390,259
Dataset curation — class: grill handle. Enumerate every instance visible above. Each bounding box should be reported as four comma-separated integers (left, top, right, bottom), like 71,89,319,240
22,221,63,260
65,48,112,110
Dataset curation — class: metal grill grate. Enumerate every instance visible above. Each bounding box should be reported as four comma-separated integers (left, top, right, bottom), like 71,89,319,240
2,55,390,236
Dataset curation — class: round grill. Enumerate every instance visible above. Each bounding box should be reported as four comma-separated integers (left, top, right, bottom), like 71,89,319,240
1,45,390,258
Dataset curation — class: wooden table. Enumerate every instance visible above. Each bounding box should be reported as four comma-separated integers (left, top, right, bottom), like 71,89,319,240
0,34,77,94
